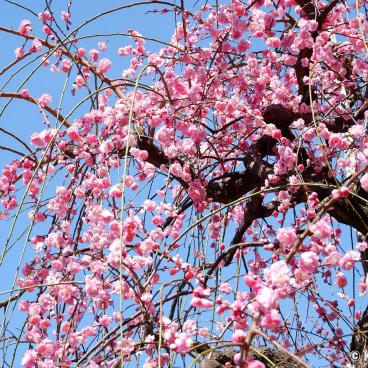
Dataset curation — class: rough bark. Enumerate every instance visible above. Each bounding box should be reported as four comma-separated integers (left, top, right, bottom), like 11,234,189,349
199,347,304,367
351,306,368,368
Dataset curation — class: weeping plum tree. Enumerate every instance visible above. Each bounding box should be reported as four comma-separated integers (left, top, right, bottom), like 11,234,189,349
0,0,367,367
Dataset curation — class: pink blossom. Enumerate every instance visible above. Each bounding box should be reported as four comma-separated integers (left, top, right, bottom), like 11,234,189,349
244,274,262,290
43,25,51,35
232,329,246,343
148,53,162,66
31,38,42,52
38,11,52,22
335,272,347,288
73,75,85,90
130,148,148,161
18,20,32,36
140,238,158,254
191,286,213,308
21,89,29,98
361,173,368,192
61,11,71,22
264,260,290,288
275,146,297,175
156,127,173,145
61,59,72,73
276,228,297,248
30,129,56,146
191,296,214,309
97,58,112,73
21,350,37,367
310,220,332,239
89,48,99,61
77,48,86,58
219,282,232,295
99,315,112,328
261,309,281,330
299,251,319,273
339,250,360,270
37,93,52,107
356,242,368,252
109,184,122,198
328,134,349,149
118,45,133,56
142,199,156,212
324,251,341,267
15,47,24,59
100,209,114,224
255,286,277,310
182,320,196,334
98,41,107,51
188,179,206,203
266,37,281,48
198,327,209,338
85,278,102,297
171,333,193,353
66,126,82,141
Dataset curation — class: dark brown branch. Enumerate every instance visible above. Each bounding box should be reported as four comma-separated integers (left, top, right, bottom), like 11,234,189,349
293,0,341,103
206,171,262,204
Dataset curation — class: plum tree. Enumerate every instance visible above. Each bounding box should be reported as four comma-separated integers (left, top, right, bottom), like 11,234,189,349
0,0,367,367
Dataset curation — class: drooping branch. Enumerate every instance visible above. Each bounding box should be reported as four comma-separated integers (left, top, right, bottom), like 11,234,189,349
293,0,341,102
0,92,71,128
